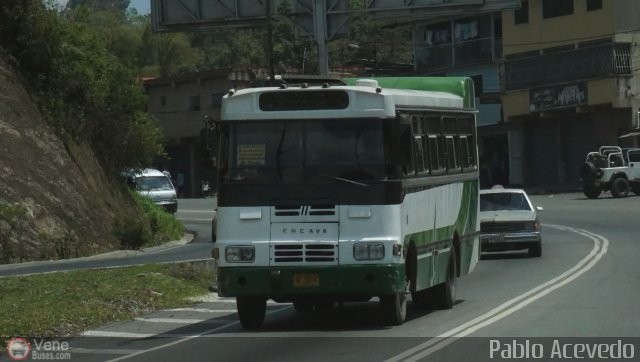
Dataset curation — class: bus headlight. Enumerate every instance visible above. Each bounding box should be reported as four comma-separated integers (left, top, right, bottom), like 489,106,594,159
225,246,255,262
354,242,385,261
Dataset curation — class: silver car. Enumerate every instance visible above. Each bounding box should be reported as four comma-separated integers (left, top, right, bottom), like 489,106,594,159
124,168,178,214
479,187,543,257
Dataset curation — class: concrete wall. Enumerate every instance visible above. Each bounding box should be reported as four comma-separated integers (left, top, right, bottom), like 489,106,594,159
502,0,615,56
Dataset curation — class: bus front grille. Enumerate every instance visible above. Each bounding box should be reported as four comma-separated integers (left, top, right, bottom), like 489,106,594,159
274,205,336,217
272,243,337,264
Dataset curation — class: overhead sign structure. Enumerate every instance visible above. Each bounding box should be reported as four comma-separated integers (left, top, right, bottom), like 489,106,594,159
150,0,521,75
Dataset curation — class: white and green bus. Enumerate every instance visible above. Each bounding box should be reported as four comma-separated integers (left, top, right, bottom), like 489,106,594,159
212,77,480,328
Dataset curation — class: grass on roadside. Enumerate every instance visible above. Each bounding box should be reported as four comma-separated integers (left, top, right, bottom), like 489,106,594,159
114,190,185,249
0,263,215,338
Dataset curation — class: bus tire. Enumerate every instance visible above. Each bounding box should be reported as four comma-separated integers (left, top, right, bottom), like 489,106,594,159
236,296,266,329
610,177,629,198
380,289,407,326
433,248,457,310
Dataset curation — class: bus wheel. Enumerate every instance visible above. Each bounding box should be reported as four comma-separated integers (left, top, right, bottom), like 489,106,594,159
237,296,267,329
380,286,407,326
433,248,457,310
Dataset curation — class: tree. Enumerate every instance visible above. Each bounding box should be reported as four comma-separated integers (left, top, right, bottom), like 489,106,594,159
68,0,131,14
0,0,163,174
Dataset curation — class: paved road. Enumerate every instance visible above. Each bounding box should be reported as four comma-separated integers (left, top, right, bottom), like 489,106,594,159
45,192,640,362
0,198,217,277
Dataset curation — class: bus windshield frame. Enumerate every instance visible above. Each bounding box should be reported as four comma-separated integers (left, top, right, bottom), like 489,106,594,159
219,118,397,185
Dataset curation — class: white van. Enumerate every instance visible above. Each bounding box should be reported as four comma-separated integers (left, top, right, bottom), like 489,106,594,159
123,168,178,214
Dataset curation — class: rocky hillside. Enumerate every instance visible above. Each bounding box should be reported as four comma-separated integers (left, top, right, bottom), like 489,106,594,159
0,58,139,263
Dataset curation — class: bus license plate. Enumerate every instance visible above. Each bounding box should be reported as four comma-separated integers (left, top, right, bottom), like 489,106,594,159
486,234,503,243
293,273,319,287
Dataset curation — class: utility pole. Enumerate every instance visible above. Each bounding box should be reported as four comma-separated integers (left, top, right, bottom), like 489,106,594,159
266,0,276,84
313,0,329,75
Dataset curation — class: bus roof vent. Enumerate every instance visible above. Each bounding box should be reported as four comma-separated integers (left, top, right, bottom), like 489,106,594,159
355,79,379,88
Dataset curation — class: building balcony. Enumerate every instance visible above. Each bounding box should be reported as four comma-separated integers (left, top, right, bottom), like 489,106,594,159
504,42,632,91
415,37,499,72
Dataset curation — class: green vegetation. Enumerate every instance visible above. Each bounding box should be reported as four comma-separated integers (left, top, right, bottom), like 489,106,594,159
0,263,214,337
0,1,412,176
114,190,184,249
0,0,164,175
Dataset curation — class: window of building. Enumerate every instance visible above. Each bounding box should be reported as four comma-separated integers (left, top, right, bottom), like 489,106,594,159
543,0,573,19
189,95,200,111
424,21,452,46
160,95,166,106
211,92,224,107
470,75,484,97
514,0,529,24
586,0,602,11
494,16,503,38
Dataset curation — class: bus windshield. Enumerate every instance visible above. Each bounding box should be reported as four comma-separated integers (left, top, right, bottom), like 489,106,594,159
220,118,395,184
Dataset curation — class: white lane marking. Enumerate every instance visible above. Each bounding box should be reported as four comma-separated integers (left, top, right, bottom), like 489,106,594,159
134,317,229,324
105,306,291,361
166,308,237,313
386,224,609,362
69,347,142,355
82,331,160,338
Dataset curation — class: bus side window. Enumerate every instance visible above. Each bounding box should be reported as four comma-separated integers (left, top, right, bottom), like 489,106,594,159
459,136,472,169
438,135,447,172
414,136,426,173
428,136,440,172
397,123,414,176
446,136,458,172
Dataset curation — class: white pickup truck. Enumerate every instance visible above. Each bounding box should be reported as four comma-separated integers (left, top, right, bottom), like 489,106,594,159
579,146,640,198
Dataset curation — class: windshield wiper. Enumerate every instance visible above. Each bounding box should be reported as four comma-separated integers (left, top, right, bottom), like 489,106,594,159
315,173,370,187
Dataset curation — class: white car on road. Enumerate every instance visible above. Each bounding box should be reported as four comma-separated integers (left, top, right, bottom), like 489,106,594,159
479,187,543,258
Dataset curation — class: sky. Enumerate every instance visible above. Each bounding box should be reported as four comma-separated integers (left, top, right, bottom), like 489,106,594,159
54,0,151,14
129,0,150,14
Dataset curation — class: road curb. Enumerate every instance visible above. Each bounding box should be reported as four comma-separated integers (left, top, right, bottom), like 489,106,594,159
0,233,195,272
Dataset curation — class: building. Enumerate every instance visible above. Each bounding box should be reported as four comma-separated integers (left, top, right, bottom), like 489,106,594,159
414,11,509,188
144,69,251,197
501,0,640,190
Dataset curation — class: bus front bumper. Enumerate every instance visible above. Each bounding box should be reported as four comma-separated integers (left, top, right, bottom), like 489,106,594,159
217,264,406,299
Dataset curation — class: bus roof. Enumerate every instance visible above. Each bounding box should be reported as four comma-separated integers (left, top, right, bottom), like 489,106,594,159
221,79,473,121
344,77,475,109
